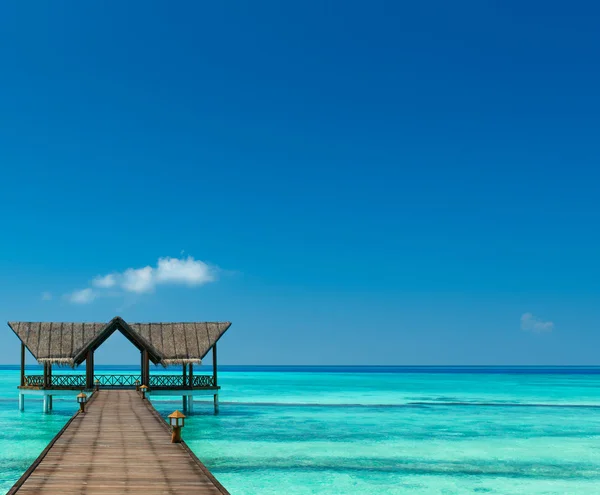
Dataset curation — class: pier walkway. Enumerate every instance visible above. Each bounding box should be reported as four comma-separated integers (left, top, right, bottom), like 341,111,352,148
9,390,229,494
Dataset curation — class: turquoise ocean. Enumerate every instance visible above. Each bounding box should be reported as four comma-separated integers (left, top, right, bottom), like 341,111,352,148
1,366,600,494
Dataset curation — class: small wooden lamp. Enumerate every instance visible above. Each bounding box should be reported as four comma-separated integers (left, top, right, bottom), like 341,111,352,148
77,392,88,413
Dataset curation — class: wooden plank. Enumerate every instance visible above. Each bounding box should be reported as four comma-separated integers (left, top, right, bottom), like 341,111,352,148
10,390,229,494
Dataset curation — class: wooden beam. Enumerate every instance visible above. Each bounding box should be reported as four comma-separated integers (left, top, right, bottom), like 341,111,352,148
212,343,218,387
189,363,193,388
20,343,25,387
86,351,94,389
183,363,187,387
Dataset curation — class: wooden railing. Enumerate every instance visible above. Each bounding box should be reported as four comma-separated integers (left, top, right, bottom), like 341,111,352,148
53,375,87,387
23,374,216,389
149,374,215,388
192,374,215,388
23,375,45,387
24,375,87,387
95,375,140,387
150,375,184,388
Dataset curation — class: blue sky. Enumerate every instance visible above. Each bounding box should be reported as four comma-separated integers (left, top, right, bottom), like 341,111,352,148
1,1,599,365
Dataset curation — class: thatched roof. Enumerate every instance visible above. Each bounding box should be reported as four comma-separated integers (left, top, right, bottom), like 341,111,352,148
7,316,231,367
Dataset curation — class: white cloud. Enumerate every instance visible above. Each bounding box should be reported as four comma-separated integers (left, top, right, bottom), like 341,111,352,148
68,288,96,304
65,255,218,303
521,313,554,333
155,256,215,285
41,292,52,301
122,266,155,293
92,274,117,288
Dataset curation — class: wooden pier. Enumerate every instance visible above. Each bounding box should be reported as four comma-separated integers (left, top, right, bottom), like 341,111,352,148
9,390,230,494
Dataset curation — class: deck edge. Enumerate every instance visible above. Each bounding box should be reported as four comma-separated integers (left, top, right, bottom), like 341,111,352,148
7,391,98,495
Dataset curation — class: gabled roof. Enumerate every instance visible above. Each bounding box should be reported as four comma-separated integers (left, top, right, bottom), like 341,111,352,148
8,316,231,367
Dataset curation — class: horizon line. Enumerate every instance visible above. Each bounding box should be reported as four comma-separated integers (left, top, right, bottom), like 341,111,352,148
2,364,600,368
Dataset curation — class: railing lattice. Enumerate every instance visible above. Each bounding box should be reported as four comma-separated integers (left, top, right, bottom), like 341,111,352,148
23,374,216,389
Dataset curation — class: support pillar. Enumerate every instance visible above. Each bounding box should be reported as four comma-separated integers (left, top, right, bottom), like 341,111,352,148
189,363,193,388
212,343,218,387
20,343,25,387
182,363,187,388
183,395,188,412
188,395,194,414
86,351,94,389
48,395,53,411
141,350,146,386
18,393,24,411
43,395,49,413
213,393,219,415
140,350,145,386
141,350,149,386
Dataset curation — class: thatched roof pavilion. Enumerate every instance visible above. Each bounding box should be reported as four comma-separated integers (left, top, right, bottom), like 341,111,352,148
10,317,231,414
8,316,231,367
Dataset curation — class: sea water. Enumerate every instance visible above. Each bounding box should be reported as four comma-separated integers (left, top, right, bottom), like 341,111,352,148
1,366,600,494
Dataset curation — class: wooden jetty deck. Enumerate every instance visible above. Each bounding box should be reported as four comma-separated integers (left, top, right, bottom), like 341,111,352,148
9,390,230,495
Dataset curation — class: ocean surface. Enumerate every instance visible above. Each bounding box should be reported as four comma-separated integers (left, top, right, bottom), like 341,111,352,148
1,366,600,494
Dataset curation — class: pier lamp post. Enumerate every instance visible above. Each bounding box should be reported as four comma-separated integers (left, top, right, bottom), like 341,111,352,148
140,384,148,400
94,379,100,392
135,379,140,391
77,392,88,413
168,410,186,443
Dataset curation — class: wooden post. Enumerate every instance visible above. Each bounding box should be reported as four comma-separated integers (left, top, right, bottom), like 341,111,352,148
20,343,25,387
142,349,149,386
171,426,182,443
43,362,48,388
86,351,94,389
212,343,218,387
48,363,52,387
189,363,193,388
182,363,187,388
